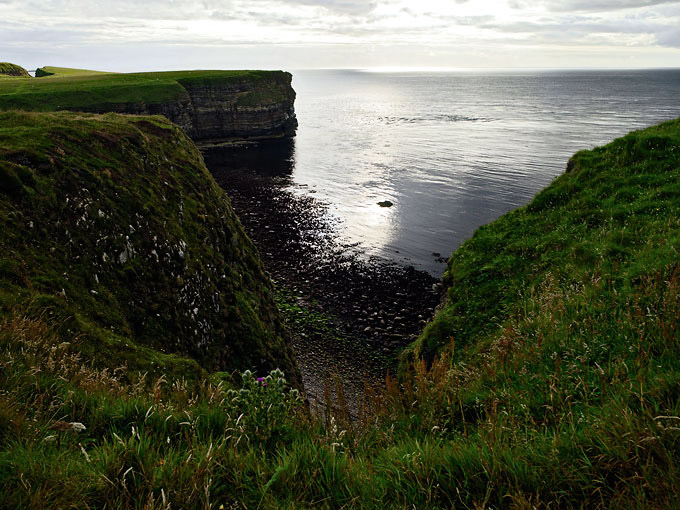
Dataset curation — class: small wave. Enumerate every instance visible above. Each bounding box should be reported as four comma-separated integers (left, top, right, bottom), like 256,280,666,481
379,114,491,125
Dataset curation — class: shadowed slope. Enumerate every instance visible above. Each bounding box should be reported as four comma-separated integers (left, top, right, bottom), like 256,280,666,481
0,110,300,386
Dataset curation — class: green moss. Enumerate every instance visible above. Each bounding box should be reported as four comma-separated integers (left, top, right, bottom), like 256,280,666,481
0,161,25,194
0,110,299,385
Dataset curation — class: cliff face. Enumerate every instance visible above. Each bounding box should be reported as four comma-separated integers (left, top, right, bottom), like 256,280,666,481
85,74,298,144
0,69,297,144
175,74,298,143
0,110,301,386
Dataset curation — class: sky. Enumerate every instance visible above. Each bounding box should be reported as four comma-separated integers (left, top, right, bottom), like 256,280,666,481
1,0,679,71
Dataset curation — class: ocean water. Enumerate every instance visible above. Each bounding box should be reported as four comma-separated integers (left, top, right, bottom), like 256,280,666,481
263,69,680,276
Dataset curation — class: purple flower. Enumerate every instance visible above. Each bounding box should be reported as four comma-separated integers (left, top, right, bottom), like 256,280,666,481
257,377,267,386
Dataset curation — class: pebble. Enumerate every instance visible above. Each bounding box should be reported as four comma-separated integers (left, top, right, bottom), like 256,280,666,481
207,155,442,400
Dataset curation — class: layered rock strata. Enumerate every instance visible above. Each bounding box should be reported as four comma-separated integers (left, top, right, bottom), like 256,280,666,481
1,69,298,145
105,73,298,145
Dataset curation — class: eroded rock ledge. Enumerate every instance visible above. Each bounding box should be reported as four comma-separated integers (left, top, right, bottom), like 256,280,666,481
107,72,298,145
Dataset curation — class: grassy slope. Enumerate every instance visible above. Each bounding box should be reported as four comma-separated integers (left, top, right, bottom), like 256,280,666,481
0,117,678,508
414,118,680,362
0,67,291,111
0,63,30,78
0,111,298,384
34,66,108,77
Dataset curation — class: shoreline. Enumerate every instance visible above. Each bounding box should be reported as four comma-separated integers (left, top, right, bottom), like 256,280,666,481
205,149,442,407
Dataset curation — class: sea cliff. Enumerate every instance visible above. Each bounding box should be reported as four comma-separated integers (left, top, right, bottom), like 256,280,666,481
0,110,300,386
411,117,680,364
0,68,297,145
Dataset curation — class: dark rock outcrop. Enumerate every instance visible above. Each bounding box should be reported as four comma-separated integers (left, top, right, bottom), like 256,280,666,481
175,75,298,144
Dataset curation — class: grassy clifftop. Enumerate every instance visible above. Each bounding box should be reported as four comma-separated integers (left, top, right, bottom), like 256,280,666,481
0,110,299,384
414,117,680,363
0,62,30,78
34,66,108,77
0,66,298,143
0,67,293,112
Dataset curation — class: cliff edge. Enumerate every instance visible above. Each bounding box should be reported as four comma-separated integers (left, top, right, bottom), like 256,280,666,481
0,69,297,145
0,110,300,386
410,117,680,365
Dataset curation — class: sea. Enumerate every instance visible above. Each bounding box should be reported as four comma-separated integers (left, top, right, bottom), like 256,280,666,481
247,68,680,276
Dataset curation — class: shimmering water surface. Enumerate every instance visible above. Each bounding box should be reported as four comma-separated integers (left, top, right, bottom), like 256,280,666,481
274,69,680,275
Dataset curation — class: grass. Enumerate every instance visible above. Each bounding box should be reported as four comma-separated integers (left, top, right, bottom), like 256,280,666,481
35,66,109,77
0,112,679,507
0,62,29,78
0,110,299,386
412,117,680,364
0,67,293,112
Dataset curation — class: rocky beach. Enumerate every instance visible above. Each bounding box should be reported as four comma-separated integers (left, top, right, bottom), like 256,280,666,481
204,142,442,409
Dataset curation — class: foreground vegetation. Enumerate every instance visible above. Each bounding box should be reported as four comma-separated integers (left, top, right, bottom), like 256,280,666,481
1,116,679,508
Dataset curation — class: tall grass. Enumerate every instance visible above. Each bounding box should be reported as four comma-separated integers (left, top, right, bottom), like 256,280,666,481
1,114,679,507
1,257,678,508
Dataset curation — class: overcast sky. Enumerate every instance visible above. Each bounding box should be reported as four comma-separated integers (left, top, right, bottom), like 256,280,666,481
2,0,679,71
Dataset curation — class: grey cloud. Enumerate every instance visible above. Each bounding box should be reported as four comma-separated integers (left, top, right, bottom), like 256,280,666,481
480,15,672,35
655,27,680,47
447,15,496,26
4,0,679,58
210,9,304,26
510,0,680,11
273,0,379,15
11,0,378,22
0,26,94,47
321,21,451,37
16,0,220,20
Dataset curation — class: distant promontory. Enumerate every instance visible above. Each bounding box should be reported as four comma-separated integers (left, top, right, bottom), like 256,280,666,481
0,67,297,145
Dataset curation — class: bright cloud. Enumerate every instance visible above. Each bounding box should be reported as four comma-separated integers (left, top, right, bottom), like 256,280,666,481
1,0,678,70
